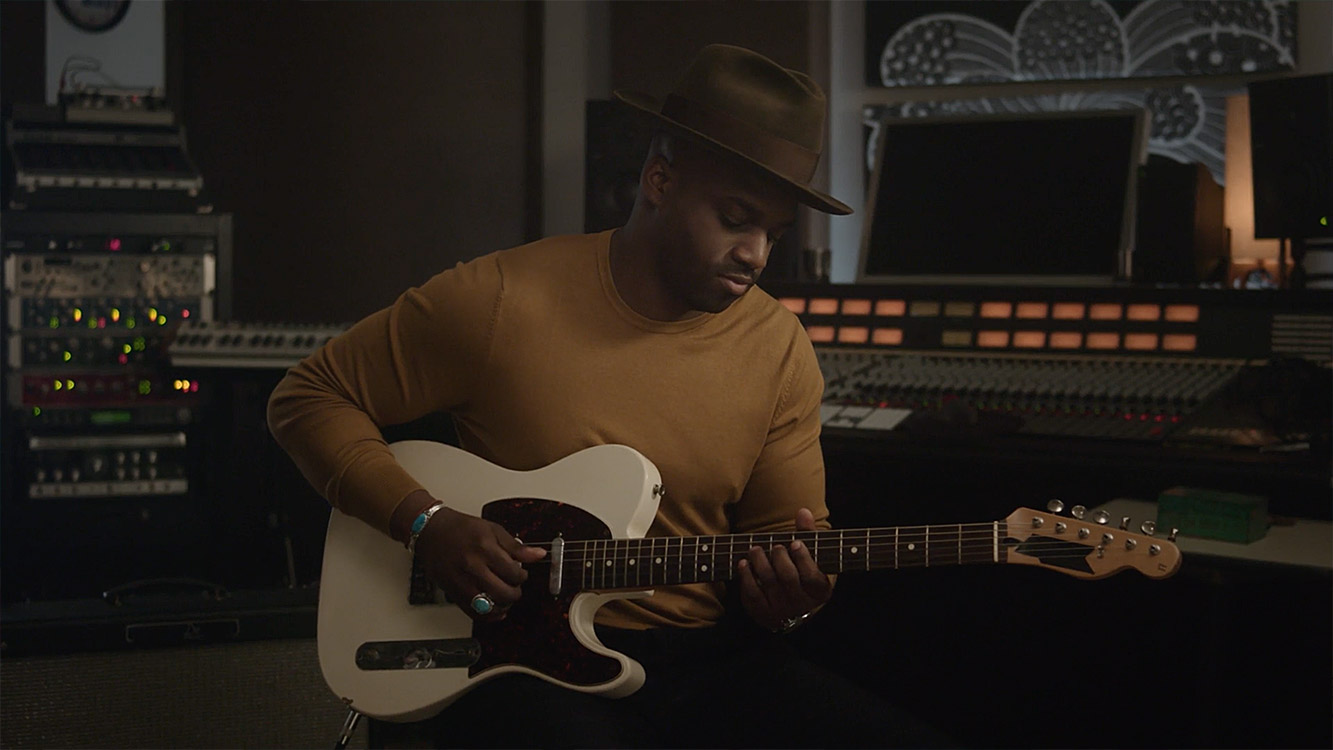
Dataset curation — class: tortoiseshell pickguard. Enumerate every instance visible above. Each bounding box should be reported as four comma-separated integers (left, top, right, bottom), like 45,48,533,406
470,498,620,686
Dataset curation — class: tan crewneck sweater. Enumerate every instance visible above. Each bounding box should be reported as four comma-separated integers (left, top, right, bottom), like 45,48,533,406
267,230,827,628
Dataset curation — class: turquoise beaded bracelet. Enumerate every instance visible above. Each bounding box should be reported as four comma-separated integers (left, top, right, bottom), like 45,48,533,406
406,501,447,555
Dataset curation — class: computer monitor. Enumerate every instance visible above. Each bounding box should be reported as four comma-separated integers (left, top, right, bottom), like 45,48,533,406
857,108,1148,285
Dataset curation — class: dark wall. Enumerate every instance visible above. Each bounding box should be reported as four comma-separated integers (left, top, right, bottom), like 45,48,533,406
174,1,539,323
0,1,44,108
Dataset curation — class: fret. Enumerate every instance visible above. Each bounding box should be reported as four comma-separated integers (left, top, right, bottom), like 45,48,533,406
652,537,663,586
838,529,844,573
924,525,930,568
675,536,682,586
957,524,963,566
894,527,899,570
864,528,871,572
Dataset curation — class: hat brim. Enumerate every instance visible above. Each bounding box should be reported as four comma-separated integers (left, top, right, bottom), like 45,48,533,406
613,90,854,216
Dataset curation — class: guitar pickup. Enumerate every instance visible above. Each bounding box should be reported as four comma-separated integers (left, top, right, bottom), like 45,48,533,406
355,639,481,670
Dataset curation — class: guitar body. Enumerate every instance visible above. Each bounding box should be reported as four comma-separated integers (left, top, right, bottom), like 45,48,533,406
317,441,662,721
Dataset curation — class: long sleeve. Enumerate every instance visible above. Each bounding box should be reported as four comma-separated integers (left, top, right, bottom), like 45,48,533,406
266,254,504,534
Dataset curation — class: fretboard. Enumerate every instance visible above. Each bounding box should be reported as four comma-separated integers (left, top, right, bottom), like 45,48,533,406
560,523,1010,591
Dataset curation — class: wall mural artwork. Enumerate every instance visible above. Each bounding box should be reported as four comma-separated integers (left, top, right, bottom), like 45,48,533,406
863,0,1300,185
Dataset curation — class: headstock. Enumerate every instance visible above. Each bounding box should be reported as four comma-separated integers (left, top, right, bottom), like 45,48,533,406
1004,502,1181,580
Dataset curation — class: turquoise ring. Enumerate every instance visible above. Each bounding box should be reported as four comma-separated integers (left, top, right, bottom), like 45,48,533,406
470,593,496,615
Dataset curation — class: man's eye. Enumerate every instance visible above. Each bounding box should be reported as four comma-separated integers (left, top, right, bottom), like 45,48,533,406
720,214,745,229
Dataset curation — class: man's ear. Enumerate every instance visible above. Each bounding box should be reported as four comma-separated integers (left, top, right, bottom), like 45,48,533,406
639,155,672,208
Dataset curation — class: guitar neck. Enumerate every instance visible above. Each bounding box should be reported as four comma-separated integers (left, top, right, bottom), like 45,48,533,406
558,522,1009,591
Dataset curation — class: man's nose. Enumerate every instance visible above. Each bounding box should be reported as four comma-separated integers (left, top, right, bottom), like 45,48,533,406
732,229,771,273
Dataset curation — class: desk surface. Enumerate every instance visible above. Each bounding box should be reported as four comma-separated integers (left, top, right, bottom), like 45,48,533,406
1095,498,1332,570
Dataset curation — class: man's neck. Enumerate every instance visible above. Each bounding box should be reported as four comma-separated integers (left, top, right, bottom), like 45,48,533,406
608,223,701,322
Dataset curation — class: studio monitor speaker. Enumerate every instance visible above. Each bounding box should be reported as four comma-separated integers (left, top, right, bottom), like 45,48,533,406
1249,73,1333,240
1134,155,1227,284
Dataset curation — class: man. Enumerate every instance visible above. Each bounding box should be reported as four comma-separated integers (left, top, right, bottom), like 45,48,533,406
269,44,943,748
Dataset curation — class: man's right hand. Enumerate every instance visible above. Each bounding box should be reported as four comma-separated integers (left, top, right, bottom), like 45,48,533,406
393,490,547,619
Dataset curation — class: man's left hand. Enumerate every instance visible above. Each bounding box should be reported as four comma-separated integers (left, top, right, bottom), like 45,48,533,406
737,508,834,632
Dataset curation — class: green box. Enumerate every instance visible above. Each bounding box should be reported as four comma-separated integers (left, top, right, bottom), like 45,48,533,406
1157,486,1269,543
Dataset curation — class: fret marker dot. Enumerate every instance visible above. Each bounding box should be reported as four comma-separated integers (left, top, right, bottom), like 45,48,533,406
605,560,613,567
700,564,708,572
851,546,859,554
702,545,709,552
585,562,592,568
907,543,916,551
655,557,663,564
628,559,636,566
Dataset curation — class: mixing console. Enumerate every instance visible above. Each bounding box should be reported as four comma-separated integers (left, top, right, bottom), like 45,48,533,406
818,349,1242,441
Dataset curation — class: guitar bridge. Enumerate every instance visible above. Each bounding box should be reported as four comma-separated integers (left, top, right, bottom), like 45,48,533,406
355,639,481,670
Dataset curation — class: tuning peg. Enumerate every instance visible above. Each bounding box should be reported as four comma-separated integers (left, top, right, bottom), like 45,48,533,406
1119,516,1130,530
1140,520,1157,536
1071,504,1087,520
1093,510,1111,525
1047,499,1065,514
1168,528,1179,542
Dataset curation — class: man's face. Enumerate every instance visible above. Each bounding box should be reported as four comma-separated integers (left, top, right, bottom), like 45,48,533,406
651,151,798,315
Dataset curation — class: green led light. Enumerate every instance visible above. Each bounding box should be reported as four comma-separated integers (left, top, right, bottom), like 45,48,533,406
126,318,136,329
132,337,146,351
157,316,167,326
48,316,59,329
1322,216,1328,227
138,380,151,395
31,406,41,417
62,351,72,362
122,344,132,354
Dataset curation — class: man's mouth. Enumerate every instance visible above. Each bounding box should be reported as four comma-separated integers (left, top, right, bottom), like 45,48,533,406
720,272,754,296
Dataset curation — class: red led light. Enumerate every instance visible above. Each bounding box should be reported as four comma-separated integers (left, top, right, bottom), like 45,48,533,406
190,382,199,393
108,238,122,251
117,354,128,365
182,309,191,318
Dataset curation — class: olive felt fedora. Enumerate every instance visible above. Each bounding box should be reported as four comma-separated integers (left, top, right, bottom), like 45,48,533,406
613,44,853,216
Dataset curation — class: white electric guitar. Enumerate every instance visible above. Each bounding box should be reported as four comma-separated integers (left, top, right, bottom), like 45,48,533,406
317,440,1182,721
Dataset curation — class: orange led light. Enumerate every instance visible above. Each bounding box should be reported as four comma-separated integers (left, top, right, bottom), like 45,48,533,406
875,299,906,316
980,301,1013,318
809,298,839,315
1052,302,1085,320
977,331,1010,348
1125,333,1159,350
838,326,869,343
1013,331,1046,348
1086,332,1120,349
805,325,835,343
1165,305,1200,322
841,299,872,316
779,297,807,314
872,328,904,345
1163,334,1198,352
1016,302,1049,319
1090,303,1123,320
1127,304,1161,321
1049,332,1083,349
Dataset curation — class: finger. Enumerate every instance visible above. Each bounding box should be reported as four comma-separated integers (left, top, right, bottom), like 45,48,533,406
735,559,774,618
746,545,778,590
466,562,524,606
770,544,802,592
795,507,817,531
789,539,833,600
495,528,548,563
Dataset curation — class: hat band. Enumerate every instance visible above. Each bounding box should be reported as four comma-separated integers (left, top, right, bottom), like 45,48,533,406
660,94,819,185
